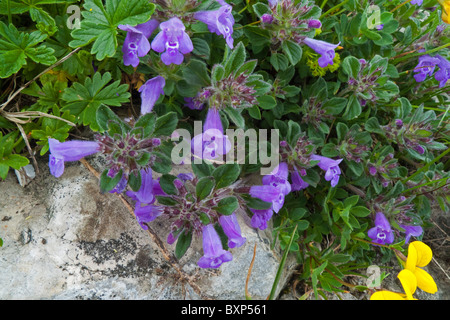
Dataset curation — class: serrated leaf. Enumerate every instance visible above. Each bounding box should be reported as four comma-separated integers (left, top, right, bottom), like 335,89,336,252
69,0,155,60
0,21,56,78
61,72,130,131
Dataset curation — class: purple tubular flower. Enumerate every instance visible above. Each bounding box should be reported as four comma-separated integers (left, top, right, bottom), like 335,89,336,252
250,208,273,230
310,154,343,187
268,0,278,6
261,162,291,212
368,212,394,245
413,54,440,83
194,1,235,49
410,0,423,5
48,138,100,178
249,185,281,202
435,55,450,88
369,166,377,176
290,167,309,191
400,224,423,244
198,224,233,268
118,19,160,67
303,37,340,68
151,17,193,65
126,168,154,204
376,24,384,30
134,204,163,230
139,76,165,115
219,213,246,248
191,108,231,160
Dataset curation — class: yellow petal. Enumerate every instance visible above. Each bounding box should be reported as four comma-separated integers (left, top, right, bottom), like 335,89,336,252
370,291,406,300
398,269,417,299
411,241,432,267
406,242,418,271
413,267,438,294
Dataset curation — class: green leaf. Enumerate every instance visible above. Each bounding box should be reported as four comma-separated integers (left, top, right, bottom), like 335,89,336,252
224,41,246,77
62,72,130,131
281,40,302,66
0,21,56,78
99,169,123,193
134,112,156,138
159,174,178,195
175,230,192,260
341,56,361,79
212,163,240,190
257,95,277,110
153,112,178,137
69,0,155,60
192,161,214,178
196,176,215,201
224,106,245,128
214,196,239,215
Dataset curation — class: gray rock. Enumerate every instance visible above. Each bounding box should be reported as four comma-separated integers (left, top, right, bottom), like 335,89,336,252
0,155,296,300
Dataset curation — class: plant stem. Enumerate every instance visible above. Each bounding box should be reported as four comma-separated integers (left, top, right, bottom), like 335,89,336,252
320,0,349,19
390,0,412,13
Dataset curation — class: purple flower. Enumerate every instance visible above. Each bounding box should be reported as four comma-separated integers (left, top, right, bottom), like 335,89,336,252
191,108,231,160
109,174,128,194
118,19,160,67
139,76,165,115
414,145,425,154
435,55,450,88
368,212,395,245
369,166,377,176
261,14,274,24
376,24,384,30
303,37,340,68
268,0,278,6
400,224,423,244
395,119,403,127
310,154,343,187
194,1,235,49
255,162,292,213
48,138,100,178
134,204,163,230
290,167,309,191
308,20,322,29
125,168,154,204
219,213,246,248
151,17,193,65
250,208,273,230
413,54,439,83
411,0,423,5
198,224,233,268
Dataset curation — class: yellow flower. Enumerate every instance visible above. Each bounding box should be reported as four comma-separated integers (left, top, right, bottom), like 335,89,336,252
439,0,450,24
405,241,438,294
370,269,418,300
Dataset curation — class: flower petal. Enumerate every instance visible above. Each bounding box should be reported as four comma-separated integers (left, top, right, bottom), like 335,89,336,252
413,267,438,294
397,269,417,299
370,291,406,300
